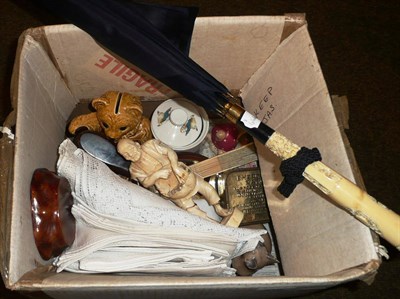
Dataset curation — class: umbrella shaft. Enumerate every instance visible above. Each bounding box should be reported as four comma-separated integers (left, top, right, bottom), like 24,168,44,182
223,103,400,250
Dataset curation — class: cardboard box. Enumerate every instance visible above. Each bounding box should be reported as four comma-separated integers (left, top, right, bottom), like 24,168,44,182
0,15,381,298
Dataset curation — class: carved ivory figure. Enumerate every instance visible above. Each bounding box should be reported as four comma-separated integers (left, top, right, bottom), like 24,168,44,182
117,139,243,227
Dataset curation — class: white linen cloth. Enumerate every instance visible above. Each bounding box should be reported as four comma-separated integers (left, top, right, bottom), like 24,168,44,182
54,139,267,276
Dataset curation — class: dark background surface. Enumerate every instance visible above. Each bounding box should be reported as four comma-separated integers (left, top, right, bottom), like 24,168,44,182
1,0,399,298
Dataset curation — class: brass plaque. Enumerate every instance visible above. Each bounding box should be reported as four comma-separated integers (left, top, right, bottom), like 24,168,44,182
223,168,270,225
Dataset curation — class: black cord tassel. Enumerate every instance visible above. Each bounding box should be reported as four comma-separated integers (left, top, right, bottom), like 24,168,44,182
278,147,322,198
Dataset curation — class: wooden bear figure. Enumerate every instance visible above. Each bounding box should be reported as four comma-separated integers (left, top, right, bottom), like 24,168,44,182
68,91,152,144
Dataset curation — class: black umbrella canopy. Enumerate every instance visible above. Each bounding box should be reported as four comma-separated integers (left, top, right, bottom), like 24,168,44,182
125,1,199,55
37,0,230,115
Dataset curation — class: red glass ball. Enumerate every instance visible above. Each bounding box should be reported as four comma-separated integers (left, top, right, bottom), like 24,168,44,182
211,123,239,152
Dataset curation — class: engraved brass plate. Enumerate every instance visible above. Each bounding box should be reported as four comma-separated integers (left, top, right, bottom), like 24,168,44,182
221,168,270,225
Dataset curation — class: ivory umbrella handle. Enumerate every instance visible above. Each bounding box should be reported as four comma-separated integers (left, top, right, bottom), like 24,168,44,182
266,132,400,250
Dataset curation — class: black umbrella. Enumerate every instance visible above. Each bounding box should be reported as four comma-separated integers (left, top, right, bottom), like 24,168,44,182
37,0,400,250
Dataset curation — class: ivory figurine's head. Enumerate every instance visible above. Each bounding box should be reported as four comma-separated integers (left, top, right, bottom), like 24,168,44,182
117,138,142,162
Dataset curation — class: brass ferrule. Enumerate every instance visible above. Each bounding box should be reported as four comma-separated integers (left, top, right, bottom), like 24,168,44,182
223,102,245,124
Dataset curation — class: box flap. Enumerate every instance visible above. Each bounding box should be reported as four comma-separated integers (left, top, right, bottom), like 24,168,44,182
13,260,379,298
41,25,176,100
190,16,286,90
240,25,379,276
0,111,16,287
39,16,287,101
7,33,76,286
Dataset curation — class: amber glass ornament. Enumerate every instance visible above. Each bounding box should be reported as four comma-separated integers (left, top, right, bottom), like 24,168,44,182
30,168,76,260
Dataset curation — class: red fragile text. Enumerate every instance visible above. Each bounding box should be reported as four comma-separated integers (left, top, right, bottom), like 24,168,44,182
94,53,172,95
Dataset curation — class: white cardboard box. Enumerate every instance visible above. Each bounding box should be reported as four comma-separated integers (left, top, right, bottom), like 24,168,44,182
0,15,380,298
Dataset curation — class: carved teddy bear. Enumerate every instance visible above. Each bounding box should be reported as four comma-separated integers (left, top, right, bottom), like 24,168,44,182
68,91,152,144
